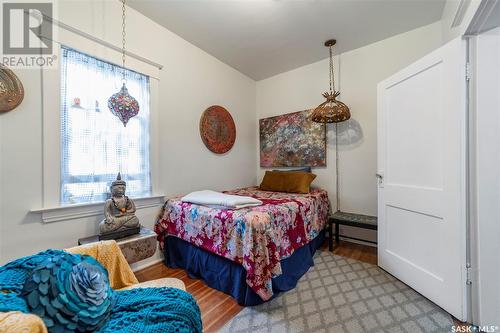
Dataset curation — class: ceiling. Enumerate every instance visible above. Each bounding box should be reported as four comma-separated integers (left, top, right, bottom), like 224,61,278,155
128,0,446,80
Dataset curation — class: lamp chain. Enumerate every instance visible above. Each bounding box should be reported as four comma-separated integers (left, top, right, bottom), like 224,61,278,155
121,0,126,84
329,45,335,94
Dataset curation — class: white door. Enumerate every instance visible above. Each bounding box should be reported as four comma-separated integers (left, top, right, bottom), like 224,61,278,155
377,37,467,321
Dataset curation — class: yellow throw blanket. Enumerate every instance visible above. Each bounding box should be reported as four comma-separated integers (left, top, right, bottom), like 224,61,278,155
66,240,139,289
0,311,47,333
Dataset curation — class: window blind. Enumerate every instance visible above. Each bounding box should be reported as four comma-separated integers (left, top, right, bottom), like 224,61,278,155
60,46,151,204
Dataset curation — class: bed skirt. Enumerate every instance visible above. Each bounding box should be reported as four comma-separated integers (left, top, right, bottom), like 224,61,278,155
163,229,326,306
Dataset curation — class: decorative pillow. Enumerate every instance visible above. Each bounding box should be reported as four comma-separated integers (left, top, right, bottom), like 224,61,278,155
22,252,114,332
272,167,312,173
259,171,316,194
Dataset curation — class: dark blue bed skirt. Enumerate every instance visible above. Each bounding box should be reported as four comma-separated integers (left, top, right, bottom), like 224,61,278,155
163,229,326,306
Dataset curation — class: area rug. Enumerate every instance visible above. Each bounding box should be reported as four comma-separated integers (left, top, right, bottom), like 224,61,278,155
219,249,453,333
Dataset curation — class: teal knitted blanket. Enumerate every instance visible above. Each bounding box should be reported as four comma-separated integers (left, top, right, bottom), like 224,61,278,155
0,250,202,333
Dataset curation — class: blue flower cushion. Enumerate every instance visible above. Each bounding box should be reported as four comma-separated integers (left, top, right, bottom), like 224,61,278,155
0,250,203,333
22,251,115,332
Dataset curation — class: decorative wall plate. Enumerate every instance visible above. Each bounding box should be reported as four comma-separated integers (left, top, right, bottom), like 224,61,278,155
199,105,236,154
0,65,24,112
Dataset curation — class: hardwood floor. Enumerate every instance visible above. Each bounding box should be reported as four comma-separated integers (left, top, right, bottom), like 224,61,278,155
134,257,244,333
135,240,472,332
134,240,376,333
327,240,377,265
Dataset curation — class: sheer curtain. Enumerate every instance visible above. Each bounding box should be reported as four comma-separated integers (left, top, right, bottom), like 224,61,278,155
60,46,151,205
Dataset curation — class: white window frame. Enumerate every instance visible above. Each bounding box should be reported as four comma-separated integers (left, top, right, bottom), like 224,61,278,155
33,26,163,223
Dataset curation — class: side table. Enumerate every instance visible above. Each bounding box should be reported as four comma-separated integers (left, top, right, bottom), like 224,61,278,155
78,227,157,264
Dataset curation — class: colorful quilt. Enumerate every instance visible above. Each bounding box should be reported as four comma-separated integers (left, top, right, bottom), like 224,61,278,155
155,187,330,301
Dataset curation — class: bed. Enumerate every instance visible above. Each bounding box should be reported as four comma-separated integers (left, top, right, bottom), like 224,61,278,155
155,186,330,305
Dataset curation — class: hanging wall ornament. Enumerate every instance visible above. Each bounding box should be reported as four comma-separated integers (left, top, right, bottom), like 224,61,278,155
107,0,139,127
0,64,24,112
199,105,236,154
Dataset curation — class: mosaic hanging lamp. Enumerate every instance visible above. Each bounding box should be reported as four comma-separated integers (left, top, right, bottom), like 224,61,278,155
108,0,139,127
311,39,350,124
311,39,351,213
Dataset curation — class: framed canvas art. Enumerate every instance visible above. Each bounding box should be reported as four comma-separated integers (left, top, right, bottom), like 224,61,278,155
260,110,326,167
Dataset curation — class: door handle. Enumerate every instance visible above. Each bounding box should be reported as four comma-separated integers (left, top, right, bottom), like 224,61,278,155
376,172,384,187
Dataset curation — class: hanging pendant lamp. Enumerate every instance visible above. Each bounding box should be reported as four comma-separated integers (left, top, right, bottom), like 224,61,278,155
108,0,139,127
311,39,350,123
311,39,350,213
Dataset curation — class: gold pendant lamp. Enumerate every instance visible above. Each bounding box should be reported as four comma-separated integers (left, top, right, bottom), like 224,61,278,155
311,39,350,213
311,39,350,124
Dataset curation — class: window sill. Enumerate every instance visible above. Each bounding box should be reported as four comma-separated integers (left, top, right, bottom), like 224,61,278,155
31,195,166,224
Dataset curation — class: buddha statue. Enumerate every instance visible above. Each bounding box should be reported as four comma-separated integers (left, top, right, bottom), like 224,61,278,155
99,173,140,240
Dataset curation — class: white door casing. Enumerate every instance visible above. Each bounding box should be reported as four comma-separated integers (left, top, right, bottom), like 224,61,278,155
377,37,467,320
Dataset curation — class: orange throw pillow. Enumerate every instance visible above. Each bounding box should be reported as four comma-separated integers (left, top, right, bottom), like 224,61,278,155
259,171,316,194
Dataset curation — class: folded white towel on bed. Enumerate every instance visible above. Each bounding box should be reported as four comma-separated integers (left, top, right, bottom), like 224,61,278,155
181,190,263,209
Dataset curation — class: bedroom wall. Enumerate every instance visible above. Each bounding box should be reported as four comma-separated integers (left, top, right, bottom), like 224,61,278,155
255,22,443,244
0,1,256,265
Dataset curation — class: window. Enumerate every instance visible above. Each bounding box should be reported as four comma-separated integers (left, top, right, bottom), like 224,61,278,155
60,47,151,205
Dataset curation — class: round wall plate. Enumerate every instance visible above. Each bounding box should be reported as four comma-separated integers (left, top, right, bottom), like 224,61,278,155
199,105,236,154
0,65,24,112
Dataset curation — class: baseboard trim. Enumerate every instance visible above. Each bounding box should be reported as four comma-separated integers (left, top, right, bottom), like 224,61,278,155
332,234,377,248
132,258,164,273
339,234,377,245
339,237,377,248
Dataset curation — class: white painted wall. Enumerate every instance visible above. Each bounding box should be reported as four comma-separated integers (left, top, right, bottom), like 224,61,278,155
0,0,256,265
472,26,500,326
256,22,443,243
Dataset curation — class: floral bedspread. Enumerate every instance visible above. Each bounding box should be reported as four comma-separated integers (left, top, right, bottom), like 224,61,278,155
155,187,330,301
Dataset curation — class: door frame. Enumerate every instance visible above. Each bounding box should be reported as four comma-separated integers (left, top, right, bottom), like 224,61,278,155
466,28,500,326
466,1,500,325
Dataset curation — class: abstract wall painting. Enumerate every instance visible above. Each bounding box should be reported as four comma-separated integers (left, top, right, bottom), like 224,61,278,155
260,110,326,167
